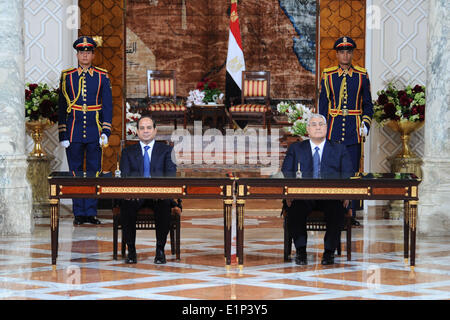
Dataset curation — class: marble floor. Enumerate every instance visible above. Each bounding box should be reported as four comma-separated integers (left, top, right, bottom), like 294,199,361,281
0,200,449,301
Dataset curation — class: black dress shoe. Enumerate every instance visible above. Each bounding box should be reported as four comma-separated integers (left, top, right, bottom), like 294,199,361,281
321,251,335,265
125,254,137,264
351,217,361,226
154,248,166,264
73,216,84,225
125,245,137,264
85,216,101,224
295,252,307,265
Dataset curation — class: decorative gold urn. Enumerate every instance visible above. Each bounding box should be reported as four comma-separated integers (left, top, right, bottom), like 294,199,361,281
25,118,54,157
385,120,424,158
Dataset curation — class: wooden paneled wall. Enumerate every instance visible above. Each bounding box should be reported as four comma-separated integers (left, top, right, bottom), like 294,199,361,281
319,0,366,73
79,0,124,173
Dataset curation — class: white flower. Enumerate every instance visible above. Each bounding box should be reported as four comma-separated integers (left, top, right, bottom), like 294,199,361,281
186,89,205,107
277,101,312,138
126,102,141,138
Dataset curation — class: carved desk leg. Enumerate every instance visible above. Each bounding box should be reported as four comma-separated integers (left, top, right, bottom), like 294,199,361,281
403,200,410,264
409,200,418,269
50,199,60,265
236,199,245,268
224,199,233,266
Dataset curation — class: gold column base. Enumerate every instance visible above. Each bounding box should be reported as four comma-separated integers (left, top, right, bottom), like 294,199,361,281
386,156,422,220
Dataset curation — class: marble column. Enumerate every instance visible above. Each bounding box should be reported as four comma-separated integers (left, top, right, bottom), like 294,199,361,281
0,0,34,234
418,0,450,237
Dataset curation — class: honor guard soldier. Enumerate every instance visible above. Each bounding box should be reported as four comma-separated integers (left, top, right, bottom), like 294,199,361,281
58,36,113,225
318,36,374,226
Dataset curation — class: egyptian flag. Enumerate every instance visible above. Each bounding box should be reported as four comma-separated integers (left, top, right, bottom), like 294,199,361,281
226,0,246,128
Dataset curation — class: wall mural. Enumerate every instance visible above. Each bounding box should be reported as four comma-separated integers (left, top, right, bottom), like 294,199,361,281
278,0,316,74
125,0,318,136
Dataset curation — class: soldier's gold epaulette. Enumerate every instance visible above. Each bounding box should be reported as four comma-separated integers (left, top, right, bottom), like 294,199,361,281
94,66,108,73
61,67,77,74
323,66,339,73
353,65,367,74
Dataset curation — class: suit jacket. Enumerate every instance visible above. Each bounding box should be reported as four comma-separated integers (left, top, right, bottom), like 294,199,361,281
281,139,353,178
119,141,178,208
120,141,176,178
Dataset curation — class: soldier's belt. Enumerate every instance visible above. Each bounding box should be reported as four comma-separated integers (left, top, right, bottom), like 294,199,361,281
72,104,102,112
329,109,362,117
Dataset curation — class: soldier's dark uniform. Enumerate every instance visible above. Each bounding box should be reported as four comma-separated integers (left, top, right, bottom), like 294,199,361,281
58,36,113,223
318,36,374,220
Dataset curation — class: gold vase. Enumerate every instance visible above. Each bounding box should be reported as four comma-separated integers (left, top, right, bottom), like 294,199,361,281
385,120,424,158
25,119,54,157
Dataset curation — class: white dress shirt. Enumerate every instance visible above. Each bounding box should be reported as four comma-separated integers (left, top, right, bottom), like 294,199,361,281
309,139,326,161
139,139,155,161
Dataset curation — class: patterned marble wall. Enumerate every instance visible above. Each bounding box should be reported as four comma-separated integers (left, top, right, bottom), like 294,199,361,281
24,0,77,171
126,0,316,102
368,0,427,172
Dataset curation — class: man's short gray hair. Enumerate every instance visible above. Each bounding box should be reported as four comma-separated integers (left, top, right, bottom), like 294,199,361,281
307,113,327,126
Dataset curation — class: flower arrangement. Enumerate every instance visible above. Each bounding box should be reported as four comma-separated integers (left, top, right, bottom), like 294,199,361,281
186,89,205,107
277,101,313,138
125,102,141,139
187,77,223,106
373,82,425,126
25,83,59,123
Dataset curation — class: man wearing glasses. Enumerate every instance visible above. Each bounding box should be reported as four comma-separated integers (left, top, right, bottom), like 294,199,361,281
281,114,353,265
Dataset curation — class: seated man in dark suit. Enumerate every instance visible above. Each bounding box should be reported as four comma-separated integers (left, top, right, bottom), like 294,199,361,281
119,114,179,264
281,113,353,265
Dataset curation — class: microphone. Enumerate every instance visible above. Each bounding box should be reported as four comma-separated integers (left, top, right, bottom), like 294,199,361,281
115,152,121,177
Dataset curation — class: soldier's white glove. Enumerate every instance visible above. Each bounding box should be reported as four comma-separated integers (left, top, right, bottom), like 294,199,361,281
60,140,70,148
360,122,368,136
99,134,108,147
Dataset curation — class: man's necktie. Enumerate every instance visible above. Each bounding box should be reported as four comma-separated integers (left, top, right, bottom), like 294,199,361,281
313,146,320,178
143,146,151,178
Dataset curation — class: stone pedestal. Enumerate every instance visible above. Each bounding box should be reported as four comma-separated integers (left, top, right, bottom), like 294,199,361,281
386,156,423,220
26,155,54,218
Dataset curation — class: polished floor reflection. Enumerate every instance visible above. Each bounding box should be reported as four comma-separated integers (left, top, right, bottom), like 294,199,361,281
0,200,449,300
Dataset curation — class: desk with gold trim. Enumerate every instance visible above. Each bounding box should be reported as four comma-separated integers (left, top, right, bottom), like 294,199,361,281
48,172,235,266
48,172,421,269
234,173,421,269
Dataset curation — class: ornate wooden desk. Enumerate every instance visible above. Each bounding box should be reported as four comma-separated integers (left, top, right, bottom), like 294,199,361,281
235,173,421,269
48,172,234,266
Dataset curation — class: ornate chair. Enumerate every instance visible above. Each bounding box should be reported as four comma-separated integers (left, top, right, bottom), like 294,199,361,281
146,70,187,129
228,71,272,133
112,201,182,260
